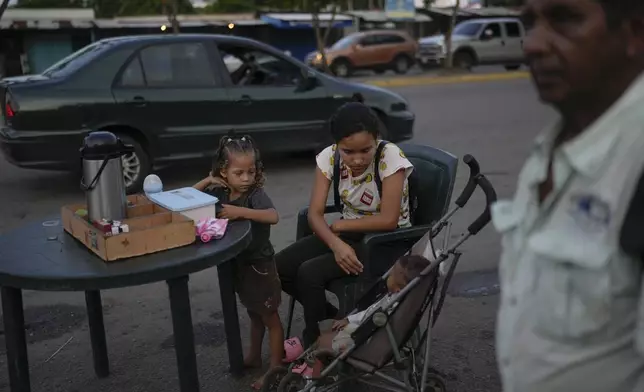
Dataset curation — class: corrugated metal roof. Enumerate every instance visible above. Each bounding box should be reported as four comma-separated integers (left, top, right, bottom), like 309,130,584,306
425,7,470,17
463,7,520,16
230,19,266,26
94,19,266,28
345,10,431,22
264,12,353,22
112,13,257,22
2,8,95,20
426,6,519,17
95,13,259,27
0,19,94,29
0,7,95,29
93,20,214,28
0,11,267,29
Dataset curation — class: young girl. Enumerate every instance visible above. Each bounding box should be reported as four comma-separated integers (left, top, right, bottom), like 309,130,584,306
193,135,283,390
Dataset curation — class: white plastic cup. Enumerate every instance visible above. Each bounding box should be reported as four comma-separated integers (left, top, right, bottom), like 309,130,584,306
42,220,60,241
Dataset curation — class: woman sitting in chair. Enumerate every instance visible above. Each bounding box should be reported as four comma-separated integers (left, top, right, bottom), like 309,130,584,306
275,93,414,347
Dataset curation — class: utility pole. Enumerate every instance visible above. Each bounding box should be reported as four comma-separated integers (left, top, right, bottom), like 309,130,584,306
444,0,460,69
162,0,180,33
171,0,180,33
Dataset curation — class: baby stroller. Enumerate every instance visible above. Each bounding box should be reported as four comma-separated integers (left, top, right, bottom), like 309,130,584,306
263,154,497,392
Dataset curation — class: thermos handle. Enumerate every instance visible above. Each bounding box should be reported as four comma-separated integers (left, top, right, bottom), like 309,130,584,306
79,139,133,191
121,142,135,154
80,158,111,192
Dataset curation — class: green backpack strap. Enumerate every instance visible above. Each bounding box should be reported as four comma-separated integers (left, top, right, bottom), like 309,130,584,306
333,147,341,212
374,141,389,197
333,141,389,213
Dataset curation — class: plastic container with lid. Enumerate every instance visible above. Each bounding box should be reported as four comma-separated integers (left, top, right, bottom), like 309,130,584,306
147,187,218,224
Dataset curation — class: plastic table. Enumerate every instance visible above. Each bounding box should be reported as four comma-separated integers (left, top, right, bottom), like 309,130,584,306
0,218,252,392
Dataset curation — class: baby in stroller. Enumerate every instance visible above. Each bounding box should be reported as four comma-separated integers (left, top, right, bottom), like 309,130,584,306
274,249,440,392
316,255,429,366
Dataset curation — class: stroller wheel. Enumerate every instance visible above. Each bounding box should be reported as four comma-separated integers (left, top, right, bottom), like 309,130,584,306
277,372,307,392
423,372,447,392
261,367,289,392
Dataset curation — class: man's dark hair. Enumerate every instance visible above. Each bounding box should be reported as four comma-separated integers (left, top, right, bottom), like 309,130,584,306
598,0,644,27
397,255,430,284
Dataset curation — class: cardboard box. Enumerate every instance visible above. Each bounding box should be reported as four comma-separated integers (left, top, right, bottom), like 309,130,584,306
62,195,196,262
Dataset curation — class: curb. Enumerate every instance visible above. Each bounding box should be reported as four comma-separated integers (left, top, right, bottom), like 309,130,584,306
364,71,530,88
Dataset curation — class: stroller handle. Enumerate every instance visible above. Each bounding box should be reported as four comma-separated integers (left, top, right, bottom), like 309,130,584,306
455,154,481,208
467,173,498,235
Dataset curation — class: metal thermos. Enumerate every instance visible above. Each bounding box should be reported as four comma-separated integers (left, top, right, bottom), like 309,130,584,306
80,131,133,223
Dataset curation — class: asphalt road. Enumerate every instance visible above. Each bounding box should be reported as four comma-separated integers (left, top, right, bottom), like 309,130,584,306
0,76,556,392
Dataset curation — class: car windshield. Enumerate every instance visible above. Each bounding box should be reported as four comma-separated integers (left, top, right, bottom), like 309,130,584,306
453,22,482,36
41,40,113,78
331,35,357,50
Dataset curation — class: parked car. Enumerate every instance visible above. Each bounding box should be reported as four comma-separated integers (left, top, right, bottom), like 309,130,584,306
306,30,418,77
0,34,415,193
417,17,525,70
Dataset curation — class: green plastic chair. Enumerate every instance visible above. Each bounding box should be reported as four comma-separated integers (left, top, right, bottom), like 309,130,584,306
284,142,458,338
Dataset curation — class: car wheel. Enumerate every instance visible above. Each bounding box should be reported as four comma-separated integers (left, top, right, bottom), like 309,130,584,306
505,64,521,71
453,51,475,70
393,55,411,74
331,59,352,78
116,134,150,194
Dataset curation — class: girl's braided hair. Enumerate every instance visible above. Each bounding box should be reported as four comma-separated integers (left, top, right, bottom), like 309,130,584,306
327,92,387,143
211,134,265,188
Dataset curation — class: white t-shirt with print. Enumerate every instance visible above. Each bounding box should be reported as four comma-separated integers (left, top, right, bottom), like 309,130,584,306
316,142,414,228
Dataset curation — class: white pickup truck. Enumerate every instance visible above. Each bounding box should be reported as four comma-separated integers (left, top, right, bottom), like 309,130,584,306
417,17,525,71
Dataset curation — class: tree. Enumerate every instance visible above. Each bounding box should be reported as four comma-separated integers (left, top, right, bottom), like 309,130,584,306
162,0,181,33
252,0,303,12
117,0,194,17
93,0,122,18
14,0,195,18
310,0,338,74
0,0,10,21
443,0,460,69
204,0,255,13
422,0,434,9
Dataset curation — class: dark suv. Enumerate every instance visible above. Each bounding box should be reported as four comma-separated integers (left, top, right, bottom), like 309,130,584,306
0,34,414,192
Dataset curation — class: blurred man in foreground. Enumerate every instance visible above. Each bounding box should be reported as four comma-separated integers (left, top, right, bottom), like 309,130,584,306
493,0,644,391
